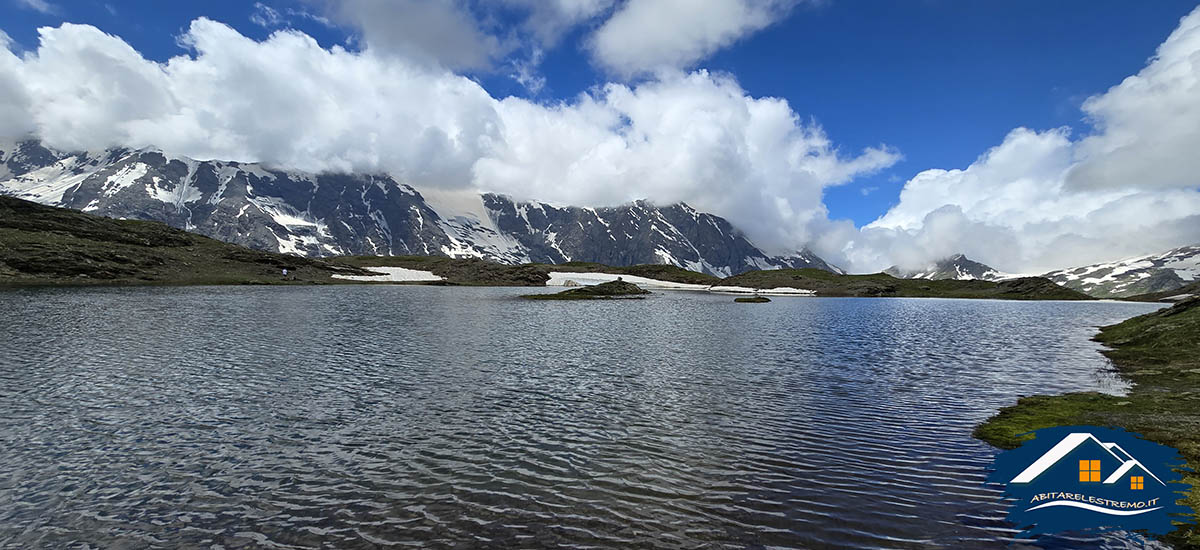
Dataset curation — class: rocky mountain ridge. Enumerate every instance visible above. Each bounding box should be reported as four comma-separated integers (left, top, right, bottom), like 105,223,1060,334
1043,246,1200,298
885,248,1200,298
884,254,1011,281
0,139,839,276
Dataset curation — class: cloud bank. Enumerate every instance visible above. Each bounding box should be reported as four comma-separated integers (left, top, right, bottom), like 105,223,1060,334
0,17,895,258
589,0,799,77
842,7,1200,274
1,4,1199,274
305,0,802,76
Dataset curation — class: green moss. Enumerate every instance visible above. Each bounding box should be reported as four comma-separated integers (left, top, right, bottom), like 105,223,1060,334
734,296,771,303
1095,297,1200,369
971,393,1129,450
975,298,1200,547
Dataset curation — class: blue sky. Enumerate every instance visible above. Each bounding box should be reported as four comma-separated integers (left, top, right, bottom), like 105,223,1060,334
2,1,1199,272
2,0,1194,226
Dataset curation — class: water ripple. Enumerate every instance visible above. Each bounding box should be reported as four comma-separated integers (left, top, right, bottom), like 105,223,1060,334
0,286,1168,549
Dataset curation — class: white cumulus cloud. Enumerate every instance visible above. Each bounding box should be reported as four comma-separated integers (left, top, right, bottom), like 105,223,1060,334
318,0,505,70
4,5,1199,274
504,0,616,46
0,17,896,257
833,6,1200,274
479,70,898,250
589,0,799,77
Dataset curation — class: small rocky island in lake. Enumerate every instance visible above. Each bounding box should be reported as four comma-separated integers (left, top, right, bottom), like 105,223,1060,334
522,279,651,300
734,296,771,303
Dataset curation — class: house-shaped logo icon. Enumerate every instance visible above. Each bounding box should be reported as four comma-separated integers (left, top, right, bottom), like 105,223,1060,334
1010,432,1165,491
987,425,1189,537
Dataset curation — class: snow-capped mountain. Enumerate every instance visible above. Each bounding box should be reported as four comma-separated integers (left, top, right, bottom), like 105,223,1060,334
1043,246,1200,298
884,254,1011,281
0,139,840,276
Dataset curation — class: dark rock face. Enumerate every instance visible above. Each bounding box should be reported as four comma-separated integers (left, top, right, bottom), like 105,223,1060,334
1,140,456,257
1,140,62,178
0,139,842,276
482,195,841,276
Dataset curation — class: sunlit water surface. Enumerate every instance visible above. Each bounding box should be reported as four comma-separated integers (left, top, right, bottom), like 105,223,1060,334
0,286,1167,549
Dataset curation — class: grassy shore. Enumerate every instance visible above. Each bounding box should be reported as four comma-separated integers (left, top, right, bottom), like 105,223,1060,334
718,268,1093,300
974,297,1200,547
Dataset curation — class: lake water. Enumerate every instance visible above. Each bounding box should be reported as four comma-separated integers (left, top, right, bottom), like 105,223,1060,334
0,286,1166,549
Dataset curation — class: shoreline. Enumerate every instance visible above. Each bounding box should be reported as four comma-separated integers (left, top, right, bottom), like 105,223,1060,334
973,297,1200,547
0,274,1162,302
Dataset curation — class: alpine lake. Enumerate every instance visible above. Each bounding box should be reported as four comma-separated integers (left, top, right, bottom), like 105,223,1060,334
0,285,1167,549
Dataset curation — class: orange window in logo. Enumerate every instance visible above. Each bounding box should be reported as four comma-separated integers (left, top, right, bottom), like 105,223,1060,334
1079,460,1101,482
1131,476,1144,490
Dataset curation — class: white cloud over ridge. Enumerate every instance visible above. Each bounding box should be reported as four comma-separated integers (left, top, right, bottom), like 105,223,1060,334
0,17,895,257
1,5,1198,274
842,7,1200,274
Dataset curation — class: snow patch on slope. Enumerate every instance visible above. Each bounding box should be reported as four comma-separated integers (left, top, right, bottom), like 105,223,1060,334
101,162,149,196
546,271,710,290
420,188,530,263
0,157,95,203
332,266,445,282
1044,245,1200,297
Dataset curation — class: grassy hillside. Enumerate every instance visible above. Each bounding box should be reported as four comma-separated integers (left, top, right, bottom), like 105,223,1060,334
975,297,1200,547
0,195,369,286
0,197,722,288
717,268,1093,300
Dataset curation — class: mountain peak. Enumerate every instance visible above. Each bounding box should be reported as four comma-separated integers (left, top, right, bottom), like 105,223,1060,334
885,254,1007,281
1044,245,1200,298
0,140,841,277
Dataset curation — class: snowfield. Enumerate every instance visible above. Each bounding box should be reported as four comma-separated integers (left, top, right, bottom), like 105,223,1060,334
548,272,816,296
333,266,818,296
332,267,445,282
